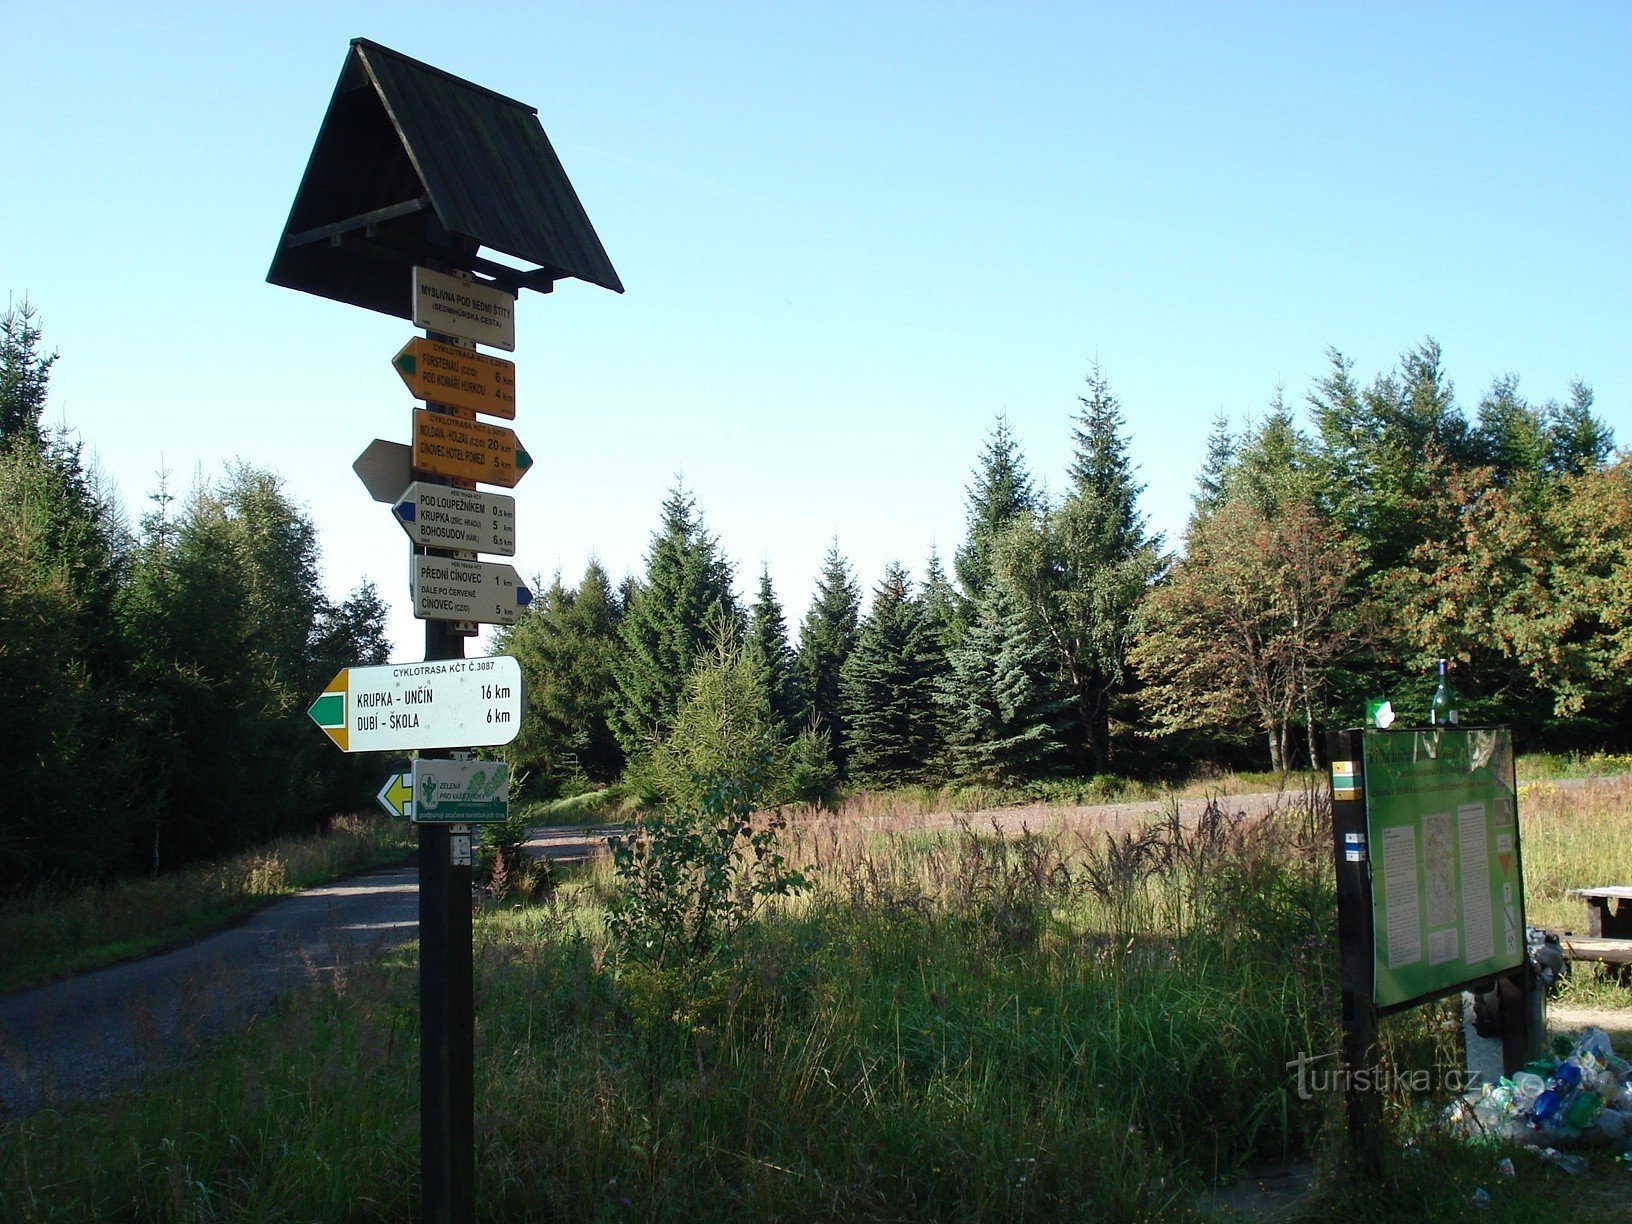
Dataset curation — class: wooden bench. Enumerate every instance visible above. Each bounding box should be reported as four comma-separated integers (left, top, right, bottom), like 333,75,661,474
1562,887,1632,972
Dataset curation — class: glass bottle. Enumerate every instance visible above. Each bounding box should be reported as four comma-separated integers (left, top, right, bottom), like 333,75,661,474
1429,658,1458,726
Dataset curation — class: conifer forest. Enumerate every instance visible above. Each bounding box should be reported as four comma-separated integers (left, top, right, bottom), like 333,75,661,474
4,299,1628,891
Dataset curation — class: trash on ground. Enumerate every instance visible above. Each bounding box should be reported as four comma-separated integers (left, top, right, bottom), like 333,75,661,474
1450,1026,1632,1158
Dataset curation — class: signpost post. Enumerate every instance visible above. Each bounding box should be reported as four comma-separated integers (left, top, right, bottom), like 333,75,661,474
271,38,621,1222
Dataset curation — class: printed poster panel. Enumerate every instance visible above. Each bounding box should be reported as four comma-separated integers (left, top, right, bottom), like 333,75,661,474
1363,728,1523,1008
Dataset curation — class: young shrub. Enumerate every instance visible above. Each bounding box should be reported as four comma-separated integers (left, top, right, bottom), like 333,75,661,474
606,627,809,969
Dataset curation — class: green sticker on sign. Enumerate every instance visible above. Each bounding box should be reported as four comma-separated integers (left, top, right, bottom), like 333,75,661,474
411,759,509,825
1362,728,1523,1008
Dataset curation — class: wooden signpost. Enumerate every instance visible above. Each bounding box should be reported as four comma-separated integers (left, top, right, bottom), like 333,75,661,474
272,37,620,1223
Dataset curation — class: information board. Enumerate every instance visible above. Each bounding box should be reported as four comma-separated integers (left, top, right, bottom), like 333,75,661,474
1363,728,1524,1008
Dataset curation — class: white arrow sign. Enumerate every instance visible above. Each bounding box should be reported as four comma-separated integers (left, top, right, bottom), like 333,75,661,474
393,483,516,555
411,556,532,625
307,655,523,753
353,439,413,504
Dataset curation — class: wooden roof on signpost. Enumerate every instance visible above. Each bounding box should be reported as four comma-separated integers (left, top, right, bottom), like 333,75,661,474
268,38,622,317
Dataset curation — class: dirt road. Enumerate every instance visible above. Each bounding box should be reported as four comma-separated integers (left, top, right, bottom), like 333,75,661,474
0,827,617,1115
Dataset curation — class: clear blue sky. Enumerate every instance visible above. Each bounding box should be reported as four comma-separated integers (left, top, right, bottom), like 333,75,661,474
7,2,1629,660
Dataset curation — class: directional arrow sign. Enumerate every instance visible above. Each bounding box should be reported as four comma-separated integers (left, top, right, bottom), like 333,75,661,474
307,655,522,752
377,772,414,820
393,338,516,419
412,759,509,825
354,439,414,504
412,409,532,487
393,483,516,555
412,556,532,625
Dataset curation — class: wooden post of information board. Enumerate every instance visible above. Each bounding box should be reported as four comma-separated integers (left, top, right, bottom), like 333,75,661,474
1328,728,1383,1181
418,310,475,1223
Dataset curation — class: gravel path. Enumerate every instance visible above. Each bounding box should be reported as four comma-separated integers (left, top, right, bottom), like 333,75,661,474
0,862,420,1115
0,829,622,1116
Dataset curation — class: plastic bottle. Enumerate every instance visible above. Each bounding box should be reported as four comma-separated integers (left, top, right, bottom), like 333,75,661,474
1532,1088,1563,1126
1511,1071,1545,1107
1563,1088,1602,1129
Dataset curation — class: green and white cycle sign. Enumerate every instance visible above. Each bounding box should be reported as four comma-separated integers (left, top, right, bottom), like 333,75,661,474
412,759,509,825
1363,728,1524,1008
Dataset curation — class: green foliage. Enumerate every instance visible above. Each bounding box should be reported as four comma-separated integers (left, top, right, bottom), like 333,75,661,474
746,564,805,741
1132,493,1366,770
784,725,839,806
993,364,1165,775
841,563,945,786
116,465,379,869
953,412,1037,604
1392,457,1632,732
0,435,133,883
607,760,808,969
611,483,738,755
608,627,811,968
497,559,625,788
941,575,1073,781
795,538,861,768
0,298,55,445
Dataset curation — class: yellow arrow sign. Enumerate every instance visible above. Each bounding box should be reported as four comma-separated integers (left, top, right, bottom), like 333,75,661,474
412,409,533,488
393,338,516,419
377,772,414,820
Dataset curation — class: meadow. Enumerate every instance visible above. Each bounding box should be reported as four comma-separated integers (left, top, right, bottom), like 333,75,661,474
1,773,1628,1220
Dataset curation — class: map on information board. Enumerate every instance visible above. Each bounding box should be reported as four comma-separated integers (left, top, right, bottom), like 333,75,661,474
1363,728,1524,1008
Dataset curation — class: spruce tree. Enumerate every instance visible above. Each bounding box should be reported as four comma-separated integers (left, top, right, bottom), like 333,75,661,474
954,413,1037,603
941,575,1072,782
747,564,805,742
1193,410,1235,521
611,483,738,755
993,363,1162,773
500,560,625,787
0,299,55,446
1069,361,1147,557
841,564,942,786
796,540,861,771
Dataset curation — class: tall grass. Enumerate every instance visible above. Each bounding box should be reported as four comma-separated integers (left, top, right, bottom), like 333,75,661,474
1,779,1624,1218
0,814,413,993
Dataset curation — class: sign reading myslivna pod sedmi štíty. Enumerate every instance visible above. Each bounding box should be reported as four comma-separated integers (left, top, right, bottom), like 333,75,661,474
306,655,522,752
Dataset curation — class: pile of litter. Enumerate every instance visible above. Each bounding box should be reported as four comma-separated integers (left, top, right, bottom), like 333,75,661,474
1452,1027,1632,1161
